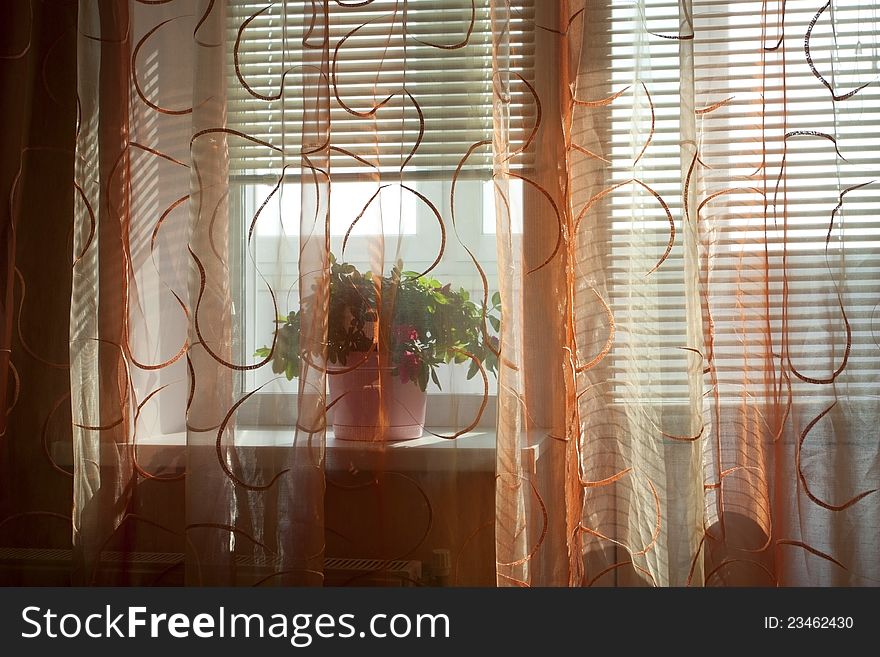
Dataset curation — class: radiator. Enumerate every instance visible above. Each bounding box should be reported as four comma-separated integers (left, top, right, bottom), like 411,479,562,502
0,547,421,586
322,557,422,587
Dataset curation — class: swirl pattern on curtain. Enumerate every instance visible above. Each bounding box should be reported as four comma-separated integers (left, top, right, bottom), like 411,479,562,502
493,0,879,587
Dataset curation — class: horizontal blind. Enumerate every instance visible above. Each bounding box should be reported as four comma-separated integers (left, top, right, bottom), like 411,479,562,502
607,0,690,402
226,0,535,178
608,0,880,401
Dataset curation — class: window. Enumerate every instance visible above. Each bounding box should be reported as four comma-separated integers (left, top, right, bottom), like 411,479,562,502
226,1,534,423
607,0,880,404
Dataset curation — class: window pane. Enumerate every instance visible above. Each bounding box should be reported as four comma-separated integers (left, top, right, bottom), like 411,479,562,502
251,182,417,237
482,178,523,234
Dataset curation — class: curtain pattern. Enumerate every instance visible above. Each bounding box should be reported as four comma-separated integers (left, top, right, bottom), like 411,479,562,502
1,0,877,586
70,0,508,585
502,0,879,586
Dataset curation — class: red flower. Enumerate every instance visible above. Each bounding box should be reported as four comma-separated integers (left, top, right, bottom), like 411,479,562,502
393,324,419,343
399,350,421,384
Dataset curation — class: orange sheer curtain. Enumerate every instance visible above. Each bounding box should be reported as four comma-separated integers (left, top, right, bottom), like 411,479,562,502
1,0,877,587
494,0,880,586
68,0,503,586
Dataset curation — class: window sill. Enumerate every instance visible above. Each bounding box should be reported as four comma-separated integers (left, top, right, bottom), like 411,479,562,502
57,427,549,474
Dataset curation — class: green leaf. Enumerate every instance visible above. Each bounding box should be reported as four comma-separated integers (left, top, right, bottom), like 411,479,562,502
492,291,501,307
285,361,296,381
488,315,501,331
485,352,498,375
430,367,441,389
418,365,429,392
466,359,479,380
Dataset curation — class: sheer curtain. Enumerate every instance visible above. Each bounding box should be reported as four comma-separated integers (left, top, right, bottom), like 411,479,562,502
1,0,877,587
69,0,506,586
495,0,879,586
70,0,329,584
1,0,78,584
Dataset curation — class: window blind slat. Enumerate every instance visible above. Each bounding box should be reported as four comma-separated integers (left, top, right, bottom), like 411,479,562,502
605,0,879,399
227,0,535,177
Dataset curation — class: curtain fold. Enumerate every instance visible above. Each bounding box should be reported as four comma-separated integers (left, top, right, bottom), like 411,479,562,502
0,0,78,584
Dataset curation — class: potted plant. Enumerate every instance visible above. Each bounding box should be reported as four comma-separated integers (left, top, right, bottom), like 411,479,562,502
256,254,501,440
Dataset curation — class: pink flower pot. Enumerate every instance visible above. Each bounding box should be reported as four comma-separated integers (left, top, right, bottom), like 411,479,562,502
328,352,427,441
